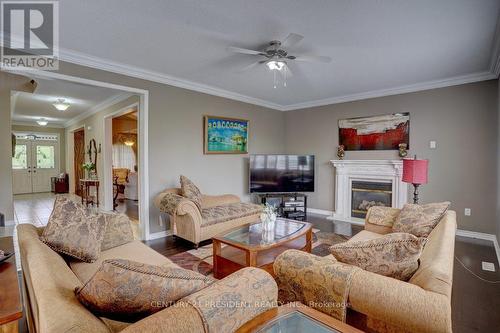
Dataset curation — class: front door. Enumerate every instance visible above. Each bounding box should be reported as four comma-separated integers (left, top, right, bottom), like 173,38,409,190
32,141,58,192
12,137,59,194
12,139,32,194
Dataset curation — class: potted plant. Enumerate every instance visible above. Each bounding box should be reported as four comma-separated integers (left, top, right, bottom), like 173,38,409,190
82,162,96,179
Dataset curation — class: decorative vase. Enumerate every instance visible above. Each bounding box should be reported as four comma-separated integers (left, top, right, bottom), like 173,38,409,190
261,229,275,243
260,213,276,232
398,143,408,158
337,145,345,160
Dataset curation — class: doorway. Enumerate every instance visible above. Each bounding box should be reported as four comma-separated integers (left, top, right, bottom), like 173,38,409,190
73,128,85,196
103,105,140,221
7,69,151,240
12,133,59,194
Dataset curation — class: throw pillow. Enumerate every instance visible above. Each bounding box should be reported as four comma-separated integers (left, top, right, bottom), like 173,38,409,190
40,196,107,262
180,175,202,210
366,206,401,227
75,259,215,321
101,213,135,251
157,192,185,215
330,233,426,281
392,202,450,237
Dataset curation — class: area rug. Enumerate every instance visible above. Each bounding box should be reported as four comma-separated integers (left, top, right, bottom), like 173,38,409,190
167,229,350,277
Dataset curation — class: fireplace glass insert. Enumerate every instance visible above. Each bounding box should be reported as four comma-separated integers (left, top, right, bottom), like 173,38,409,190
351,181,392,218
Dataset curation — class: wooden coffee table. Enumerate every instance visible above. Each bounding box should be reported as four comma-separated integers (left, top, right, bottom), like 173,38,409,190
212,218,312,279
237,302,363,333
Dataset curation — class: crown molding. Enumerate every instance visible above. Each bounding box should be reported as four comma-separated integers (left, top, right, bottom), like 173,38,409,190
58,48,286,111
12,120,64,128
63,92,133,128
281,71,497,111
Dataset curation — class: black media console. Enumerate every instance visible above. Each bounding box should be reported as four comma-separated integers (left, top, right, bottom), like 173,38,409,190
257,193,307,221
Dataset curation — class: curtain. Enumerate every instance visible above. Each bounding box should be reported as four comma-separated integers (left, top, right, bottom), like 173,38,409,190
112,143,136,170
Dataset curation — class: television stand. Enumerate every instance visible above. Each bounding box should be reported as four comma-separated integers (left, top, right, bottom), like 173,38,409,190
258,193,307,221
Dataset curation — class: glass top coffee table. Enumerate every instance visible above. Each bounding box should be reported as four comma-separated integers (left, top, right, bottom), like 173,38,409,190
212,218,312,279
236,302,363,333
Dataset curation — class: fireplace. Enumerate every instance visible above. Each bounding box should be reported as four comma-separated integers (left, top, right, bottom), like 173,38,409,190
351,181,392,218
328,160,408,224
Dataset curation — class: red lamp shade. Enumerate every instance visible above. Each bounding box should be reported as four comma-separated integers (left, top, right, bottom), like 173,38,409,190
402,158,428,184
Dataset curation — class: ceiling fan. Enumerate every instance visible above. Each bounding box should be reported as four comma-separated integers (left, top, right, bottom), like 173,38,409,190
228,33,332,87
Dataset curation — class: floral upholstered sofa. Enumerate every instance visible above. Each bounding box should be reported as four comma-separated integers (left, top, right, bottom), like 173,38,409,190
154,187,262,247
273,206,457,333
18,222,277,333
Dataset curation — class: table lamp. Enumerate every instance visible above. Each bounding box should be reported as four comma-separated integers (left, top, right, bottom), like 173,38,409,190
402,156,428,204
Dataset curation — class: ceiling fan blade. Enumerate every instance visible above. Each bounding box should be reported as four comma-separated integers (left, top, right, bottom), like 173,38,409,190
237,60,263,72
281,33,304,48
293,54,332,63
227,46,264,56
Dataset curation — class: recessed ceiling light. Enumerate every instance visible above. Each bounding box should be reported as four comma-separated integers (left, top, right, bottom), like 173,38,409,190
266,60,285,71
36,119,48,126
53,98,70,111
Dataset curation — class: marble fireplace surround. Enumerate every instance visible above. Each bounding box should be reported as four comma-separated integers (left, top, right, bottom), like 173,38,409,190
327,160,408,224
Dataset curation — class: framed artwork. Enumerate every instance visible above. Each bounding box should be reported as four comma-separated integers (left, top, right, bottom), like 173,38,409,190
204,115,249,154
338,113,410,151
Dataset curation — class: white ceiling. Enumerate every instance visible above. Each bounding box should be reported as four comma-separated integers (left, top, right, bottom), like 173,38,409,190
54,1,500,109
12,77,128,127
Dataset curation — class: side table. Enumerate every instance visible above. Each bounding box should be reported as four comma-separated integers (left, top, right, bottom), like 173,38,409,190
0,237,22,333
79,179,100,207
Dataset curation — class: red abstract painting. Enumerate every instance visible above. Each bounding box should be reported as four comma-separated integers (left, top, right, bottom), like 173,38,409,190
339,113,409,151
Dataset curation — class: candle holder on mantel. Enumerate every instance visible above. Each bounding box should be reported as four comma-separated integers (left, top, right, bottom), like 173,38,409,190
402,155,428,204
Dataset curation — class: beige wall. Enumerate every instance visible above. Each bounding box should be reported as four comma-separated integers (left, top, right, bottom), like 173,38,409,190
12,125,66,172
285,80,499,234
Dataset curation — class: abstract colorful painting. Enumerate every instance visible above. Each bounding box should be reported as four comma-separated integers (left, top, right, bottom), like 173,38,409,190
204,116,249,154
339,113,409,151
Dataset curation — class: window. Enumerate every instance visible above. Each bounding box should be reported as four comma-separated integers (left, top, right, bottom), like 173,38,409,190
112,143,136,170
12,144,27,169
36,145,55,169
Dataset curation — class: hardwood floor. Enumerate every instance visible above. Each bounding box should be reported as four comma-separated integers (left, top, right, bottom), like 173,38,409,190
146,213,500,333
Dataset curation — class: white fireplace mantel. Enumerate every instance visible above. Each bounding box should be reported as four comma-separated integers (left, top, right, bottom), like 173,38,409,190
327,160,408,224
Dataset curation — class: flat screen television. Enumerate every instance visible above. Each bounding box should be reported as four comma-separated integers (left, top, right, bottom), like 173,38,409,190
249,154,315,193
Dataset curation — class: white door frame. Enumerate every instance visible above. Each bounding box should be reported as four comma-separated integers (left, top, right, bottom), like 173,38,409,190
7,69,151,240
102,102,139,211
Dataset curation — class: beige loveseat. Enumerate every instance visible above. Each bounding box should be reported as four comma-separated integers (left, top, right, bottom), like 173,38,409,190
17,223,277,333
154,188,262,247
274,208,457,333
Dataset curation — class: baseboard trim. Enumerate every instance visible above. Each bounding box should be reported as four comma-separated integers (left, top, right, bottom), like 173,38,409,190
307,208,333,216
148,230,172,241
456,229,500,267
3,220,15,227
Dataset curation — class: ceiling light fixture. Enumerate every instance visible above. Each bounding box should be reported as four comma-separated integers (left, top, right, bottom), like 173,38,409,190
124,139,135,147
266,60,285,71
36,119,48,126
53,98,70,111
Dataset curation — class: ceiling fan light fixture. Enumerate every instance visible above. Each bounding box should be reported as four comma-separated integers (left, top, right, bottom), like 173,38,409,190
124,140,135,146
36,119,48,126
53,98,70,111
266,60,285,71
